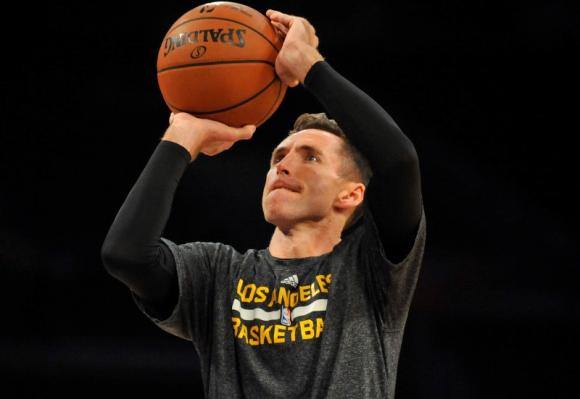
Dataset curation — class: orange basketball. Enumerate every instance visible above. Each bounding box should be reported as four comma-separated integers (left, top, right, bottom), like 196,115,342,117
157,2,287,127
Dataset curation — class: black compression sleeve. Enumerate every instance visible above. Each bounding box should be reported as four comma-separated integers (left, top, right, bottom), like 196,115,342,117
304,61,423,263
101,140,190,318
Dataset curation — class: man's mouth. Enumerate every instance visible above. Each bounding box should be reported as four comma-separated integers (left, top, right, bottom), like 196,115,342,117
271,179,301,193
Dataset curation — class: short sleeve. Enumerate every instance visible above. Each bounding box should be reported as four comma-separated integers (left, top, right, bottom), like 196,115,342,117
132,238,231,344
361,205,427,330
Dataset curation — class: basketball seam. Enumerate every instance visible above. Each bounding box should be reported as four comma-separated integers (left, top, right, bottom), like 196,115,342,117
166,76,279,115
255,80,283,127
157,59,274,74
166,16,280,53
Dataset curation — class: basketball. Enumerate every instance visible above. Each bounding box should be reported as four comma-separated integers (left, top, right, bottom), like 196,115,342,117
157,2,287,127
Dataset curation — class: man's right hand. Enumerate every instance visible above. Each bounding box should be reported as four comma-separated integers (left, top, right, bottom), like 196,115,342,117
161,113,256,160
266,10,323,87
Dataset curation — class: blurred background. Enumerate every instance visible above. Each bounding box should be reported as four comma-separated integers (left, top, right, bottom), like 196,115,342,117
2,0,578,397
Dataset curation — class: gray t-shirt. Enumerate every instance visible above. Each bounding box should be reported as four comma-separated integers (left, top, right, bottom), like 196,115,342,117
134,206,426,399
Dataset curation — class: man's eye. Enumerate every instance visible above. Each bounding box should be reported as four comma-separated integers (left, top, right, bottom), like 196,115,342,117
307,154,319,162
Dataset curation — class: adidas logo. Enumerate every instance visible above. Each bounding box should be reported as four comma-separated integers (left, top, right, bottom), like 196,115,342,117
280,274,299,288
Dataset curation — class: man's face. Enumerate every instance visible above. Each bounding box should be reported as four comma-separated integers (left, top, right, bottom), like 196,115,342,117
262,129,350,229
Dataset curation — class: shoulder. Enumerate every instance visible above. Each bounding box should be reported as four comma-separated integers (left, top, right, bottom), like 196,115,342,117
160,238,254,266
342,204,427,267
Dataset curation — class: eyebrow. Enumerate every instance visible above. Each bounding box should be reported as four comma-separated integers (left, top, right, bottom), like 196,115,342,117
270,144,324,164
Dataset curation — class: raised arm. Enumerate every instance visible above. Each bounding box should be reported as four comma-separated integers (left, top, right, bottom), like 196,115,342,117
304,63,422,263
100,114,255,316
267,10,423,263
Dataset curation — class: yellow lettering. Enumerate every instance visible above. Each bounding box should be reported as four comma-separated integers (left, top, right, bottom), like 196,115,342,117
310,282,320,298
300,319,315,340
232,317,241,337
241,283,256,303
236,279,244,297
278,287,290,307
287,325,298,342
249,325,259,346
316,273,332,294
273,324,286,344
316,317,324,338
299,285,311,302
237,280,271,304
239,323,249,344
267,288,277,307
255,286,269,303
260,325,273,345
232,318,325,346
290,292,299,307
316,275,328,293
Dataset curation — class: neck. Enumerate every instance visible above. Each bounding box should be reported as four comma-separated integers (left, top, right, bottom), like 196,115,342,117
268,217,344,259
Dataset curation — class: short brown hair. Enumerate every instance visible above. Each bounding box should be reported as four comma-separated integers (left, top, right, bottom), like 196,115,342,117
289,112,373,185
289,112,373,228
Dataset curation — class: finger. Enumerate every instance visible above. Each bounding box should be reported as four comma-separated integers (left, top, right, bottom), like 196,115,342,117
237,124,256,140
266,9,295,26
266,9,280,18
273,26,285,40
305,23,318,46
204,141,234,156
222,124,256,142
309,23,316,35
271,21,288,37
312,34,319,48
169,112,175,125
203,148,218,156
203,141,227,156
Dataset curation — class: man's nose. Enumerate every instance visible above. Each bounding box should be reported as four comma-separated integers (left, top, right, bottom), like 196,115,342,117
276,160,290,175
275,153,294,175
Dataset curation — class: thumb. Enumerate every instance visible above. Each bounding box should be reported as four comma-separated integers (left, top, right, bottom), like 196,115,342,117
237,124,256,140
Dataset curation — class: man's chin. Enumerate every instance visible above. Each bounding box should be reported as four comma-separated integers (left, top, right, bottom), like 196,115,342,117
263,208,294,228
264,212,288,226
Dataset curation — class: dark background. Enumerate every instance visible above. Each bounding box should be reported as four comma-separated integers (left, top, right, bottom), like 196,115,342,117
2,0,578,397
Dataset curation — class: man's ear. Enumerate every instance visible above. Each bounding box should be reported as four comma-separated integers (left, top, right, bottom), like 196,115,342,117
334,182,365,210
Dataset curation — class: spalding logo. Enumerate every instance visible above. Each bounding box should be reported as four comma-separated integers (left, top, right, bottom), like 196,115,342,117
163,28,247,56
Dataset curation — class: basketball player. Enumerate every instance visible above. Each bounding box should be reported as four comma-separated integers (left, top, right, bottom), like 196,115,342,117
101,9,425,399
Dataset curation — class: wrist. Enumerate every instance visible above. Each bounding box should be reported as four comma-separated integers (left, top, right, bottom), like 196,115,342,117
298,45,324,84
161,128,203,161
